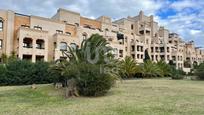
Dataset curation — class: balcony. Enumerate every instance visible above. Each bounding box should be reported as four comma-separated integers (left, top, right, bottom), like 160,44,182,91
36,39,45,49
23,37,33,49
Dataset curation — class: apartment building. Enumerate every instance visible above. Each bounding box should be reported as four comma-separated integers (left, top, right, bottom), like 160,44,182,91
0,8,203,71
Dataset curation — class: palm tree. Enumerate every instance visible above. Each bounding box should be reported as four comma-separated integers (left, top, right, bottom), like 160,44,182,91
119,56,141,78
51,34,117,97
141,60,161,78
62,34,113,64
156,61,172,77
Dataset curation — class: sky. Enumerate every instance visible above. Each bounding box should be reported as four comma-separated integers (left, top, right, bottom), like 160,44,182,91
0,0,204,47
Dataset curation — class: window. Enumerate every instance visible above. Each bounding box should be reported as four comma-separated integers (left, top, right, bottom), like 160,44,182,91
131,45,135,51
36,55,44,62
23,55,32,61
141,55,143,59
82,33,88,40
75,23,79,27
167,55,170,60
151,55,154,61
56,30,63,34
65,32,71,36
34,26,42,30
137,54,140,59
36,39,45,49
0,40,2,49
151,47,154,53
60,42,67,51
70,43,77,49
21,25,30,28
132,54,135,59
54,42,57,49
139,30,144,35
141,46,143,52
0,18,3,31
131,24,134,30
160,47,165,53
23,38,33,48
119,50,123,57
137,46,140,51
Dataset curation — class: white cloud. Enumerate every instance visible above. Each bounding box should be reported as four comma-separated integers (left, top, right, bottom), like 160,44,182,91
0,0,203,47
170,0,196,11
190,30,202,35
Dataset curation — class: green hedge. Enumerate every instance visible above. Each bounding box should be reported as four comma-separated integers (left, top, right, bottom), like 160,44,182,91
195,63,204,80
0,60,58,86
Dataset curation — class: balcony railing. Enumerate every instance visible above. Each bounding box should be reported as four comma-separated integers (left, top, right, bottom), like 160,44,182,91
36,47,45,49
23,46,33,48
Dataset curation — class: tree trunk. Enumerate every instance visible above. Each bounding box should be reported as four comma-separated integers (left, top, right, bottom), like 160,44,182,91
65,79,79,98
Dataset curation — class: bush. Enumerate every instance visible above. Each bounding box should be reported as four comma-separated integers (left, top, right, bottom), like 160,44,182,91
3,60,35,85
77,63,115,96
32,61,58,84
140,60,161,78
0,64,7,85
195,63,204,80
0,60,56,86
171,67,185,80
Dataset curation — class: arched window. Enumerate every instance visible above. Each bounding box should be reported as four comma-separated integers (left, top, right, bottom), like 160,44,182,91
36,39,45,49
23,38,33,48
0,18,3,31
82,33,88,40
60,42,67,51
70,43,77,49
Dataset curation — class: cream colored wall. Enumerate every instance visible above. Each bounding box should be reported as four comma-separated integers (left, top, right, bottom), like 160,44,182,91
17,27,49,62
56,8,80,25
5,11,15,56
0,10,8,56
53,34,79,60
30,16,66,61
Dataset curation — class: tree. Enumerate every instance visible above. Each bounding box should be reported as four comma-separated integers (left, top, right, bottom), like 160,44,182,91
184,60,191,68
141,60,161,78
144,49,150,62
195,63,204,80
156,61,172,77
119,56,140,78
52,34,117,97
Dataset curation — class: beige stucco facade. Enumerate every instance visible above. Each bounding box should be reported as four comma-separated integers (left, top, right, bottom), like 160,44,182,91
0,8,203,70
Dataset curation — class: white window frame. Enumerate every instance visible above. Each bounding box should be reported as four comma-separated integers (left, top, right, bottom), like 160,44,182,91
0,19,3,31
0,39,2,49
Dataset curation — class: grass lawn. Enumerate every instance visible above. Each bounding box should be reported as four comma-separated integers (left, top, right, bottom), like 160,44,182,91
1,79,204,115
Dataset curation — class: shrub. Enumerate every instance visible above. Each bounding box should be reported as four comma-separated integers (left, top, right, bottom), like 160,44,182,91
171,74,185,80
119,56,140,79
32,61,57,84
156,61,172,77
171,67,185,80
195,63,204,80
0,64,7,85
77,63,115,96
141,60,161,78
4,60,35,85
52,34,117,97
0,60,56,86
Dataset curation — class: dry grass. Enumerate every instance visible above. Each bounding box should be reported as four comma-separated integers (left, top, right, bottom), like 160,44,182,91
1,79,204,115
